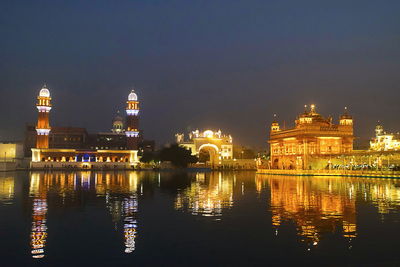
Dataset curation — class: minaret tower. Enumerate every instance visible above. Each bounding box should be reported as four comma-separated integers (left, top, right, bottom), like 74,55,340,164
35,85,52,149
125,90,140,150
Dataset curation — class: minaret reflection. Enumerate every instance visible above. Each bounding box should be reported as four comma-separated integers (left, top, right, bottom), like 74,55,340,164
29,173,48,259
96,172,139,253
123,195,138,253
175,172,234,217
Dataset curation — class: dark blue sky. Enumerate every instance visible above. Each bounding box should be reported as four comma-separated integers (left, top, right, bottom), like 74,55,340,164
1,0,400,148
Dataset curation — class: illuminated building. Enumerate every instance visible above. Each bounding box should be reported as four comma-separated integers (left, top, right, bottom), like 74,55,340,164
0,142,24,171
269,105,354,170
370,123,400,151
30,87,140,169
176,129,234,166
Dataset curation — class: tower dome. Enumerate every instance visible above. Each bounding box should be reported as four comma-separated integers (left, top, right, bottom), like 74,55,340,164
39,85,50,97
128,90,137,101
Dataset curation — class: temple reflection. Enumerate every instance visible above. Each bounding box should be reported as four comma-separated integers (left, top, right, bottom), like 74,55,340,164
175,172,234,217
256,175,400,248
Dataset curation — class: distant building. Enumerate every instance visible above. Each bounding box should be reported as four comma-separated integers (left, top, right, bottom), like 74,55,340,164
176,129,233,163
176,129,256,169
30,85,142,169
269,105,354,170
0,142,25,171
0,142,24,161
370,124,400,151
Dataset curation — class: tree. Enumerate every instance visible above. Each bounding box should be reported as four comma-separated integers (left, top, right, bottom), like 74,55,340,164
140,151,159,163
159,144,198,168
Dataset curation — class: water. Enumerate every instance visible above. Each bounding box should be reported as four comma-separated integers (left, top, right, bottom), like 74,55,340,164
1,171,400,266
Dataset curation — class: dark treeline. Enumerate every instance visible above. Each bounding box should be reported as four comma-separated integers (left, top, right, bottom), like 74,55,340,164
140,143,198,168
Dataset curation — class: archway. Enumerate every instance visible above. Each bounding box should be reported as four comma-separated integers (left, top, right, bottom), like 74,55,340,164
198,144,219,166
272,158,279,169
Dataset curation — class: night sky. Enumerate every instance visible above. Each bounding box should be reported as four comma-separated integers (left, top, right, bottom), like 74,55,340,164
1,0,400,148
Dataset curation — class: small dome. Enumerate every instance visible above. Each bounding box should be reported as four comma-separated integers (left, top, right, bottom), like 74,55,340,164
203,130,214,138
128,90,138,101
39,86,50,97
340,107,352,120
112,111,124,133
113,115,123,123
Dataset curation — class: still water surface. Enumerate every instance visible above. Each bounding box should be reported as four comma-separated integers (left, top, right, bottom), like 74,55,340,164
1,171,400,266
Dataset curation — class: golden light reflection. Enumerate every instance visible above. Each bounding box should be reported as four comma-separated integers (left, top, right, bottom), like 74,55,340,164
259,175,357,247
175,172,234,217
0,176,14,203
95,172,138,196
257,174,400,248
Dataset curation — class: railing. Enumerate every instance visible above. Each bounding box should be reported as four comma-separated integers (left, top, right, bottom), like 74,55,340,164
256,168,400,178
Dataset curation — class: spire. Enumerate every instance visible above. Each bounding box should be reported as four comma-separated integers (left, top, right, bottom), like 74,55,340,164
310,104,316,114
128,89,138,101
272,114,279,124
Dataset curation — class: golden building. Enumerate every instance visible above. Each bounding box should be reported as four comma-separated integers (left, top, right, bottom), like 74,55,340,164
370,124,400,151
269,105,354,170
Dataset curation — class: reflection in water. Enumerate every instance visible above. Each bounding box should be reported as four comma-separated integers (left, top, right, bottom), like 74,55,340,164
256,175,400,248
10,171,400,263
28,172,140,258
367,181,400,214
123,195,138,253
0,175,14,204
97,172,139,253
175,172,234,217
30,173,48,259
95,172,139,253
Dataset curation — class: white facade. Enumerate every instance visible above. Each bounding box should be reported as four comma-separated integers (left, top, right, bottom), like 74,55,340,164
370,125,400,151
